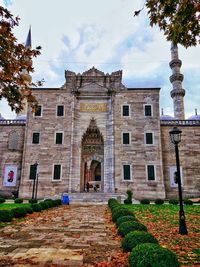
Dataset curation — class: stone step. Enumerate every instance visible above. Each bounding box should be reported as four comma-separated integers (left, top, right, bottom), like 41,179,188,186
60,193,126,203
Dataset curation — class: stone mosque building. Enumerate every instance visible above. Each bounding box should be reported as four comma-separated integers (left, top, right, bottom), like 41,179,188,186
0,44,200,200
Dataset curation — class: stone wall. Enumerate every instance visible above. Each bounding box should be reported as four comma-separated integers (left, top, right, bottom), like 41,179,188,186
0,122,25,194
114,89,166,200
20,89,73,198
161,124,200,198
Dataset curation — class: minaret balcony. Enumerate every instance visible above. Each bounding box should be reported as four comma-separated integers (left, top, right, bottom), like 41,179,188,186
169,59,182,69
170,88,185,98
169,73,184,83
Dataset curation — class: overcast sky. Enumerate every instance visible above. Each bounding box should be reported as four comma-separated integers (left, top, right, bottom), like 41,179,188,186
1,0,200,119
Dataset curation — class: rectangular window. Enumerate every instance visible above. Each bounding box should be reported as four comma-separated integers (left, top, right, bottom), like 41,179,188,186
29,164,37,180
32,132,40,144
123,165,131,180
147,165,155,181
123,133,130,144
57,105,64,116
145,132,153,145
122,105,129,116
34,105,42,117
53,164,61,180
55,132,63,144
144,105,152,116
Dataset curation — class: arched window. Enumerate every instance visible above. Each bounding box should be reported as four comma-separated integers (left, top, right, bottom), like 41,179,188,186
8,131,19,150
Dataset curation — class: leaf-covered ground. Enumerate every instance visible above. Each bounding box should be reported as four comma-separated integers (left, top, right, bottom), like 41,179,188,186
124,204,200,266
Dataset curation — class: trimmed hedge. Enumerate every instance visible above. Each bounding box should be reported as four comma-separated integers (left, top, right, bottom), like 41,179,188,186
155,199,164,205
12,207,27,218
0,198,5,204
140,199,150,204
24,206,33,214
0,210,13,222
184,199,193,205
116,215,138,228
169,199,179,205
29,199,38,204
14,198,23,204
129,243,180,267
54,199,62,206
124,190,133,204
31,203,42,212
112,208,134,222
39,201,49,210
122,230,158,252
124,199,132,204
108,198,119,208
118,221,147,237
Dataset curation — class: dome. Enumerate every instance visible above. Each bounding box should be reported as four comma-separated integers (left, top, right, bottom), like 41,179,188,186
0,113,5,120
188,109,200,120
188,114,200,120
160,109,174,120
160,114,174,120
15,115,27,121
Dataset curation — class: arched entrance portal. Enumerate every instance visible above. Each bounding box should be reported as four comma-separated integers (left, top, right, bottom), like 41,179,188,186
81,118,104,192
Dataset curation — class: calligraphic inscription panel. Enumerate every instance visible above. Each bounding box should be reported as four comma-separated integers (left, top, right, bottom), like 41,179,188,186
80,103,107,112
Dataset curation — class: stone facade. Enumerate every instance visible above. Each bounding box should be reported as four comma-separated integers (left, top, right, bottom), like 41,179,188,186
0,68,200,200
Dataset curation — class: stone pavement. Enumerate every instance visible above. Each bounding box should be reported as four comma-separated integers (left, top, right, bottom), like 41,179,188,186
0,204,123,266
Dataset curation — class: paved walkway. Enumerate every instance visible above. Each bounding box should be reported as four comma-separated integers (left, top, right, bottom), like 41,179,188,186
0,204,123,266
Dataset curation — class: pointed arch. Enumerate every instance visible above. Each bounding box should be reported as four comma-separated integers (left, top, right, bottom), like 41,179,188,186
81,118,104,192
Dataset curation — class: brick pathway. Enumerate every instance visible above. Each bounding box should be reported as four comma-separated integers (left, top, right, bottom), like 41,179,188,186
0,204,122,266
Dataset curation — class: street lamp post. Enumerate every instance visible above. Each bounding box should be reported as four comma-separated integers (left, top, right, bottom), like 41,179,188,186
35,168,39,201
169,126,188,235
31,162,38,200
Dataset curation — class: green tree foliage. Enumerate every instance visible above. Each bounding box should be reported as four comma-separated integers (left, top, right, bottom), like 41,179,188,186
135,0,200,48
0,6,42,113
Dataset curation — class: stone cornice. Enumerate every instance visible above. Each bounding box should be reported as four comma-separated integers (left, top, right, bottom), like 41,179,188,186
160,120,200,126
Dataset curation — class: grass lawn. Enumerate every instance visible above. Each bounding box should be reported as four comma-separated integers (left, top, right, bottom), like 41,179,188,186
0,203,31,210
124,204,200,266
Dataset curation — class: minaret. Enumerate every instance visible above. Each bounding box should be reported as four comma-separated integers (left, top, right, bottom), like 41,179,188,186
17,27,32,118
169,43,185,120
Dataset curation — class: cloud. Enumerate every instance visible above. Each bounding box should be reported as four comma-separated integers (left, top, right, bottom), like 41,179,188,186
0,0,199,118
2,0,12,7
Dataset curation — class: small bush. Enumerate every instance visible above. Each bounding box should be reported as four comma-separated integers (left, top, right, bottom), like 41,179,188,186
169,199,179,205
112,205,126,213
116,215,138,228
110,203,122,212
0,210,13,222
29,199,38,204
12,207,27,218
108,198,119,207
44,200,54,208
140,199,150,204
118,221,147,237
124,190,133,204
24,206,33,214
129,243,180,267
39,201,49,210
14,198,23,204
155,199,164,205
31,203,42,212
0,198,5,204
54,199,62,206
184,199,193,205
122,230,158,252
124,199,132,204
112,208,134,222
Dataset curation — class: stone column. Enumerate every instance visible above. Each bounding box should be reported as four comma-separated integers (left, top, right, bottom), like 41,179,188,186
104,96,115,192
